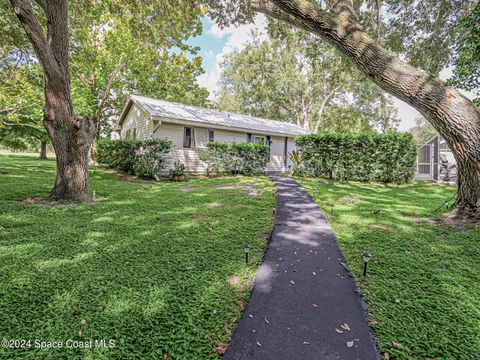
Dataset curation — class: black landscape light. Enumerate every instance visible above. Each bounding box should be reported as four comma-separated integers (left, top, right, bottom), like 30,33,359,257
363,252,371,276
244,244,251,264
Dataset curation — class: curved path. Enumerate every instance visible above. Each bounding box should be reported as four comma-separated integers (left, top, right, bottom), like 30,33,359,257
224,176,379,360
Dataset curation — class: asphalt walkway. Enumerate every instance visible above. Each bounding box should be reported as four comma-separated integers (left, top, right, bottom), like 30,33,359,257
224,176,379,360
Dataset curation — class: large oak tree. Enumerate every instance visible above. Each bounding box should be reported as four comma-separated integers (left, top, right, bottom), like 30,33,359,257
209,0,480,218
6,0,207,201
9,0,95,201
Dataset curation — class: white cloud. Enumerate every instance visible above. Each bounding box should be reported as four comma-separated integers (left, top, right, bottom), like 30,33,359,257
199,14,267,98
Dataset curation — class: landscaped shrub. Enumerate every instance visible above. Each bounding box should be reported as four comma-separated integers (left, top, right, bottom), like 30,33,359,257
202,142,269,176
295,132,417,183
97,138,141,173
168,161,188,181
98,138,172,179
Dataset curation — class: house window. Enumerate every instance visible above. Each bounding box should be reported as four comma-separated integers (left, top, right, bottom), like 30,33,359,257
254,136,265,145
208,129,215,142
184,127,192,148
247,133,253,143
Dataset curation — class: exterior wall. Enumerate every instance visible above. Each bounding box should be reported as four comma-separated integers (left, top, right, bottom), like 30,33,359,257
119,104,153,140
120,105,298,174
153,122,294,174
286,137,297,170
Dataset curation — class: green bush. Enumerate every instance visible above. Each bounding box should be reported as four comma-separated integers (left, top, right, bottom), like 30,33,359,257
168,161,188,181
202,142,269,176
98,138,172,179
295,132,417,183
97,138,141,173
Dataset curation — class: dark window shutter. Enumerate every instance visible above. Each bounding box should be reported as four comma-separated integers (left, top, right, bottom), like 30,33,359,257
184,127,192,148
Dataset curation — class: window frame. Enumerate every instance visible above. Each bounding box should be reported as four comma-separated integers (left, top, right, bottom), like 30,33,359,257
254,136,265,145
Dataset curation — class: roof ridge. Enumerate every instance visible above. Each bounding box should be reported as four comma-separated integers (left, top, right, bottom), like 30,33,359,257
130,94,308,131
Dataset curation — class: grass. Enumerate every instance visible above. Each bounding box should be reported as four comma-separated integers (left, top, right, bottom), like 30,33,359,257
0,154,275,359
297,177,480,360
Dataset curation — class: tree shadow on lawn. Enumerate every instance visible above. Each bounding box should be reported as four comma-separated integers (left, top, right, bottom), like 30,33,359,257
298,177,480,359
0,158,274,359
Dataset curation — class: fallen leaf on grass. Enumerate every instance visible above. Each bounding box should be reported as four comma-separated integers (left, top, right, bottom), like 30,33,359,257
392,342,405,350
368,319,378,326
383,352,389,359
217,343,228,356
341,323,351,331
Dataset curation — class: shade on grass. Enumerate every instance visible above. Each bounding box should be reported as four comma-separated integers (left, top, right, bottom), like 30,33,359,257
298,178,480,360
0,154,274,359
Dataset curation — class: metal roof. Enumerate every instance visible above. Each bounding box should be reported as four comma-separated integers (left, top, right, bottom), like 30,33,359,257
119,95,310,137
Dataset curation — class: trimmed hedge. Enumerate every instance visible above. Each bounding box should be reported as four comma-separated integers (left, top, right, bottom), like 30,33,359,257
201,142,269,176
97,138,172,179
295,132,417,183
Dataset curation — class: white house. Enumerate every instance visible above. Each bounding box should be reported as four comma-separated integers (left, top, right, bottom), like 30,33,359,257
415,134,457,182
115,95,310,174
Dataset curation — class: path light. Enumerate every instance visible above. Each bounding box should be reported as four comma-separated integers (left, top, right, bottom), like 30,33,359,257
362,252,371,276
244,244,251,264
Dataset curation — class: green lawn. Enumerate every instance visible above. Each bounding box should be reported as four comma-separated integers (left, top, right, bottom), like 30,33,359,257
0,154,275,359
298,178,480,360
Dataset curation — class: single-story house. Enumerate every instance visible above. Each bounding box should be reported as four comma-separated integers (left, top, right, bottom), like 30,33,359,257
115,95,310,173
415,134,457,182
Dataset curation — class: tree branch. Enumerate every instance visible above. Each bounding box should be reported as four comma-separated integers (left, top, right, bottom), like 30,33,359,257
94,61,125,122
9,0,64,81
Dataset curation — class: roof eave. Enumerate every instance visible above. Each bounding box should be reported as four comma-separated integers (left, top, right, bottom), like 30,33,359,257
152,115,308,137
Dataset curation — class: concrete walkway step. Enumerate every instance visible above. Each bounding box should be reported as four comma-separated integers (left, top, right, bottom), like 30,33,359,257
224,176,379,360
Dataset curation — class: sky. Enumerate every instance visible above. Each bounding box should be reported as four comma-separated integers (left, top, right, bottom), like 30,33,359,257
186,15,475,132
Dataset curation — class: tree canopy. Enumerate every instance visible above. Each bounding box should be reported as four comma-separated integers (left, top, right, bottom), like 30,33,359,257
0,64,47,152
0,0,209,141
217,22,399,133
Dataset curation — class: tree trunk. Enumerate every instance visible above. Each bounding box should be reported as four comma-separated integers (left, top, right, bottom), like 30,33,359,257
89,120,101,164
38,140,47,159
44,90,95,201
252,0,480,219
10,0,95,202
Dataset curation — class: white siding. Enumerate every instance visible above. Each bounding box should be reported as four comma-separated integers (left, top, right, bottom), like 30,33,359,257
120,104,153,140
152,123,207,173
267,136,287,173
120,108,299,174
286,137,297,169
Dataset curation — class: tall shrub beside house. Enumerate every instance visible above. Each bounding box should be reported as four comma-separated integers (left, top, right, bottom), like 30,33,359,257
202,142,269,176
295,132,417,183
97,139,172,179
